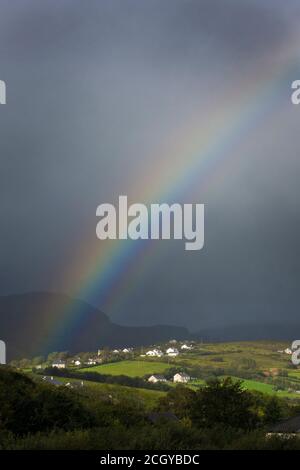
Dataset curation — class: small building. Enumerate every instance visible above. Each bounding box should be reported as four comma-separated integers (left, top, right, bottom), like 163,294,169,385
181,344,192,350
173,372,190,383
87,358,97,365
148,374,167,383
166,347,179,357
52,359,66,369
146,349,163,357
74,360,81,366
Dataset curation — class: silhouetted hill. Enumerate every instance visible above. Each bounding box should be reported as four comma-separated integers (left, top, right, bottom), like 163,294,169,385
0,293,189,360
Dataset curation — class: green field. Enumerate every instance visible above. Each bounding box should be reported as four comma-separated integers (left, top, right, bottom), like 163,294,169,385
233,377,275,394
80,360,170,377
27,340,300,402
176,341,292,369
37,375,165,408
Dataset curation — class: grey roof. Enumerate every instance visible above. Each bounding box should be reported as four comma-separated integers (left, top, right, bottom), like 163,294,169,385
269,415,300,433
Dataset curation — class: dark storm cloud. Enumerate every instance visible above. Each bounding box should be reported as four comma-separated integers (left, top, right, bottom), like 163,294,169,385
0,0,299,331
0,0,291,63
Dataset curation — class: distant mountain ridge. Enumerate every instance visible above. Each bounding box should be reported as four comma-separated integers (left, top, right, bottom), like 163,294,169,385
0,292,189,360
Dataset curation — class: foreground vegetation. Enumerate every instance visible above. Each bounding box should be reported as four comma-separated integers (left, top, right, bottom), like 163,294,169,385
1,366,300,450
5,340,300,449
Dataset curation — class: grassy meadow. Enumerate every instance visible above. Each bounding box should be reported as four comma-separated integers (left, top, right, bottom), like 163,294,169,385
79,360,170,377
29,340,300,403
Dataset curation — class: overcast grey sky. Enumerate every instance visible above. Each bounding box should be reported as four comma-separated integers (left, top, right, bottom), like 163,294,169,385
1,0,300,330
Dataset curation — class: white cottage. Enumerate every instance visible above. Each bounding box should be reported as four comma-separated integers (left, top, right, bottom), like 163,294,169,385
148,375,167,383
173,372,190,383
166,347,179,357
52,359,66,369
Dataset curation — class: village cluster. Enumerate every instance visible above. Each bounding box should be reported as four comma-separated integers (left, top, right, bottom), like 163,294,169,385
41,341,194,386
48,341,194,370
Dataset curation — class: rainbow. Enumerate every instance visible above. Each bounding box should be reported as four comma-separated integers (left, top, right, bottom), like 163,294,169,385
38,37,300,354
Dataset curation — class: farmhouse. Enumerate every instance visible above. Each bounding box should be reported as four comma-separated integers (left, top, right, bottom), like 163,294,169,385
87,358,97,365
181,344,192,350
74,360,81,366
52,359,66,369
122,348,132,353
166,347,179,357
146,349,163,357
148,375,167,383
173,372,190,383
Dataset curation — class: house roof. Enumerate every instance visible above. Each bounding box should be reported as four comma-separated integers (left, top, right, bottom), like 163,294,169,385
150,374,166,380
175,372,190,377
269,415,300,433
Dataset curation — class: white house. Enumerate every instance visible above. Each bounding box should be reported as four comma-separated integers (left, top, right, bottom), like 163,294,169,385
146,350,155,356
181,344,192,350
166,347,179,357
113,349,120,354
173,372,190,383
122,348,132,353
146,349,163,357
148,375,167,383
87,358,97,365
74,360,81,366
52,359,66,369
